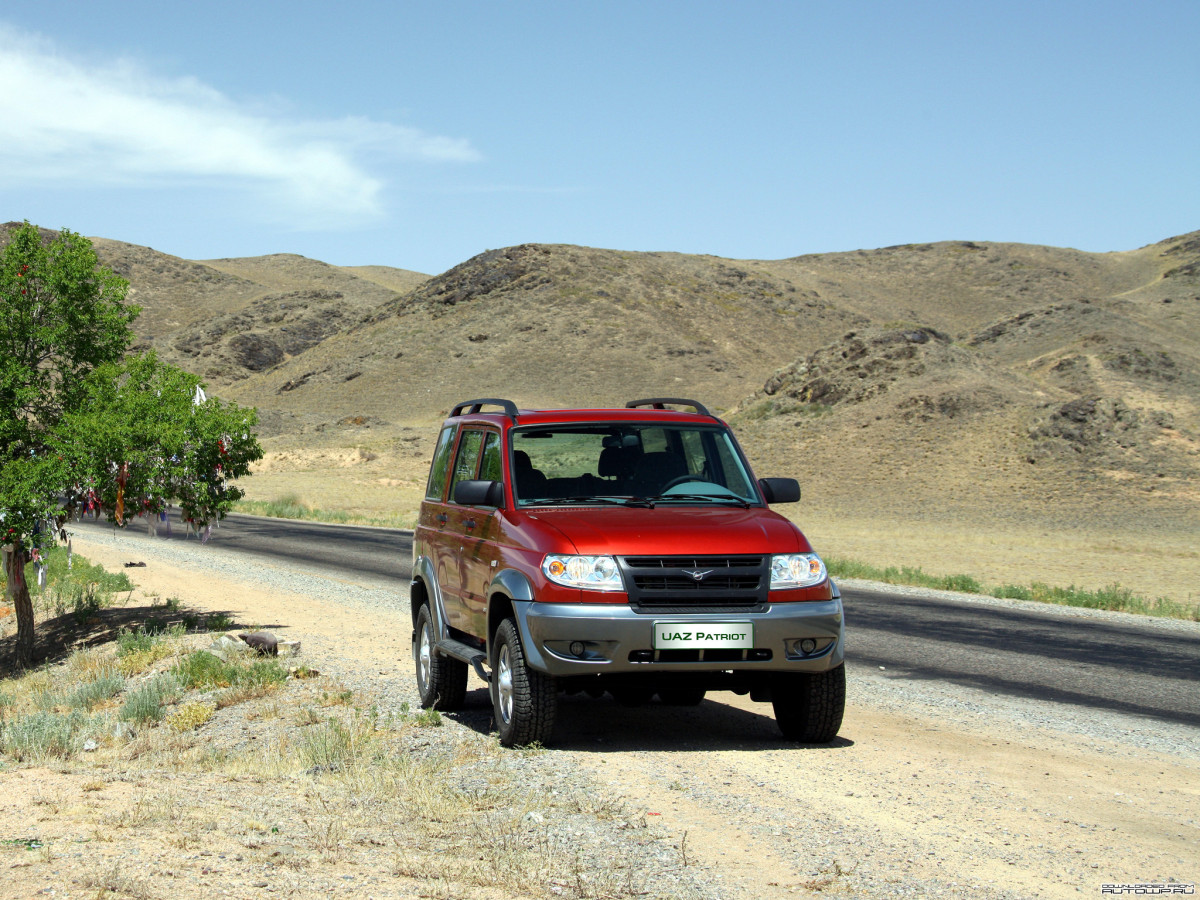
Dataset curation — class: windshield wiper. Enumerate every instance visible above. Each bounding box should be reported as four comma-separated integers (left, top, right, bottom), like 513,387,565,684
525,496,653,508
646,493,751,508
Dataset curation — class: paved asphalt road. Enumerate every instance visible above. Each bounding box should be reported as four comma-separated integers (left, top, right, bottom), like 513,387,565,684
76,512,1200,727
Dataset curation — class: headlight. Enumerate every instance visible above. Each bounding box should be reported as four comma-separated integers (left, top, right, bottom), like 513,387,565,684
770,553,827,589
542,555,624,592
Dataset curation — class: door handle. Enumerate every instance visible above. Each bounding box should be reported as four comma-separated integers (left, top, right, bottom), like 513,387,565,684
436,513,448,525
463,519,477,530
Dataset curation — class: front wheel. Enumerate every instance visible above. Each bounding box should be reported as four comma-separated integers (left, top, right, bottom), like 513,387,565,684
414,604,467,710
771,665,845,743
491,618,557,747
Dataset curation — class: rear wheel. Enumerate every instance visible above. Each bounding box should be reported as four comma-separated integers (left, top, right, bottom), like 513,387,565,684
771,665,845,743
492,618,557,747
414,604,467,710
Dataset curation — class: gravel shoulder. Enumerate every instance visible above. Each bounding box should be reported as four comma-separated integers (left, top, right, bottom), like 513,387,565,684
3,527,1197,900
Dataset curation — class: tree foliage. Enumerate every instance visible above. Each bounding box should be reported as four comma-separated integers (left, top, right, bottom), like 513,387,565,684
1,222,136,543
59,352,262,528
1,221,263,666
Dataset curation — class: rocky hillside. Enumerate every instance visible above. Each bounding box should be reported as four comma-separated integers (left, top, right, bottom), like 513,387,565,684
83,237,430,384
4,221,1197,540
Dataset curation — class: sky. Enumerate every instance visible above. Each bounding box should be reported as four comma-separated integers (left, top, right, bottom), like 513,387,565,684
1,1,1197,275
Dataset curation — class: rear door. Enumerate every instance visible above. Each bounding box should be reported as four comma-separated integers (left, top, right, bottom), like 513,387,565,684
441,427,503,638
418,424,458,621
457,431,503,638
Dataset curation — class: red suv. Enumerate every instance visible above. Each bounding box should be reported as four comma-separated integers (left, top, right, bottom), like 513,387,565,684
411,398,845,746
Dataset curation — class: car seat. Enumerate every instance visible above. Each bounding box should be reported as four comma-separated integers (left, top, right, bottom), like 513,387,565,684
629,451,687,496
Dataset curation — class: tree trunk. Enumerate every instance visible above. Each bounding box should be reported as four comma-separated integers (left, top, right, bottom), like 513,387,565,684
2,543,35,668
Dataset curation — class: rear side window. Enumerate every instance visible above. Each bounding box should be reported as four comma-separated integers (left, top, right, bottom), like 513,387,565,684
449,430,484,499
425,425,456,500
479,432,503,482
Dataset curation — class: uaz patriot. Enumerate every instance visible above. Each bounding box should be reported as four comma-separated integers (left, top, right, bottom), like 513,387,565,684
411,398,845,746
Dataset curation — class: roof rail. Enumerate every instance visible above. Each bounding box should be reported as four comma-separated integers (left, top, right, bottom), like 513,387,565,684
625,397,713,417
450,398,520,420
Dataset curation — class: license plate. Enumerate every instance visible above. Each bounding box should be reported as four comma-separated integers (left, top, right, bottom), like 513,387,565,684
653,622,754,650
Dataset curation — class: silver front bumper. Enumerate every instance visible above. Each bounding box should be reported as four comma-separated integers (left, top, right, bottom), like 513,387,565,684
511,596,844,676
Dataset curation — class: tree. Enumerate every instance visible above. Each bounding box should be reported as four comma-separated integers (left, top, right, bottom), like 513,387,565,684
1,222,262,666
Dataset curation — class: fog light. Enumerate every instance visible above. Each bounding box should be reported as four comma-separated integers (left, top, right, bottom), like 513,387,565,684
570,641,586,657
800,638,817,654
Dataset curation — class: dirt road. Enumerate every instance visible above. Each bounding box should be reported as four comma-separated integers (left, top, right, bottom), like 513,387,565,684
6,530,1196,899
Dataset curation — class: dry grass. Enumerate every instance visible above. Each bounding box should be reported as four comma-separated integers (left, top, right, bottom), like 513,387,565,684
799,509,1200,614
2,618,677,898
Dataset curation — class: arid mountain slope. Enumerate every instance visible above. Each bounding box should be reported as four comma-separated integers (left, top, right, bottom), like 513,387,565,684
85,237,429,385
727,234,1200,531
4,221,1197,594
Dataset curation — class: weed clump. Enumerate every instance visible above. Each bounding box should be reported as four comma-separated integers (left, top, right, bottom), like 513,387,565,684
119,674,183,725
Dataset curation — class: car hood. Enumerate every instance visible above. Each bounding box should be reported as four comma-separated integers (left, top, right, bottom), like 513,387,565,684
520,506,810,556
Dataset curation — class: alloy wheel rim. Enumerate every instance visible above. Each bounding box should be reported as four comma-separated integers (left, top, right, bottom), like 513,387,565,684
497,644,514,724
418,622,432,690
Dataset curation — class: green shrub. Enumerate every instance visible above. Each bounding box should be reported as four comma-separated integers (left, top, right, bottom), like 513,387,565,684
241,659,288,688
1,710,100,760
172,650,287,691
119,674,181,724
117,627,160,657
33,686,66,712
116,626,181,675
66,673,125,711
172,651,232,689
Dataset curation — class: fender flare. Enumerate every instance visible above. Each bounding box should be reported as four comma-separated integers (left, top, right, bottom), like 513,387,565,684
486,568,553,673
411,554,451,641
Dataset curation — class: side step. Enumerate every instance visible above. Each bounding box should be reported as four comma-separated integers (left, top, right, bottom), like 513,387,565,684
436,637,491,683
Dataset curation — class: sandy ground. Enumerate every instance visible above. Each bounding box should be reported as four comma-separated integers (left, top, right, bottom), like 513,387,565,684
2,533,1197,899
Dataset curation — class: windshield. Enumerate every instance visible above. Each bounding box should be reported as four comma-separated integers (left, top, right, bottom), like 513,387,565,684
511,422,758,506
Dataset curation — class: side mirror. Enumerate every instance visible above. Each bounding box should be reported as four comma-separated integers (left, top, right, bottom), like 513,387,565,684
454,479,505,507
758,477,800,504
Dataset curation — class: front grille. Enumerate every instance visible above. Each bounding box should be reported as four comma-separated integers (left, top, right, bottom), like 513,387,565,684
619,555,768,611
634,574,760,591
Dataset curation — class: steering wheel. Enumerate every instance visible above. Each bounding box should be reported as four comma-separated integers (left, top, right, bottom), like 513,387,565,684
660,474,704,491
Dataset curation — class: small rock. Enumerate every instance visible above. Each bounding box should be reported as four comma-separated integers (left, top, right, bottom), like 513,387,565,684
210,635,252,660
238,631,279,655
82,739,98,752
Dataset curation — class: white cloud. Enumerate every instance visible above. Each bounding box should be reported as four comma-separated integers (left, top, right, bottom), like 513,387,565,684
0,24,480,226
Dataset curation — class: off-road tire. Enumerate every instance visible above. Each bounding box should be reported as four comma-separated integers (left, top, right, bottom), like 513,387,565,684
414,604,468,710
771,664,845,743
491,618,556,747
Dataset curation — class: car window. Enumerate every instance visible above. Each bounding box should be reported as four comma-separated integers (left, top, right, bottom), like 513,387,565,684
479,431,502,482
510,423,758,503
449,429,484,500
678,429,706,477
424,425,456,500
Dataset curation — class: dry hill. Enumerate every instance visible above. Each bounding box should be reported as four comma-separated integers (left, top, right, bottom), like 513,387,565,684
4,223,1198,600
